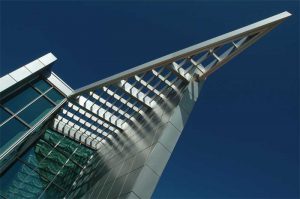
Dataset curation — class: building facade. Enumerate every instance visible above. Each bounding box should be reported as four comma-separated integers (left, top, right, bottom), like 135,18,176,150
0,12,290,199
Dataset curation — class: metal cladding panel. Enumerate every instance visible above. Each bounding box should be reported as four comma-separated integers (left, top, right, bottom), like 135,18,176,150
46,72,74,96
38,53,57,66
24,59,45,73
9,67,32,82
0,75,17,93
58,12,291,199
69,78,205,199
0,53,57,96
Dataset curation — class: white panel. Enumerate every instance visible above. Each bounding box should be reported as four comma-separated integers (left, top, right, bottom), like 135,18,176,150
38,53,57,66
0,75,17,93
9,67,32,82
47,72,73,96
1,52,58,94
24,59,45,73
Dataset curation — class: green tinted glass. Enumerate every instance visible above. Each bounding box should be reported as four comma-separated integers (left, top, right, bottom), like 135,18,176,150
0,160,49,198
1,129,95,198
40,183,66,199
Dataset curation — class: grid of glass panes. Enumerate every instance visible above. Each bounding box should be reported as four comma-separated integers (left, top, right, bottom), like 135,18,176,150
0,78,65,153
0,128,95,199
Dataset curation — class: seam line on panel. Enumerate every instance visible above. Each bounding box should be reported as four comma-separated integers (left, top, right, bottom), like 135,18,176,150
168,121,183,133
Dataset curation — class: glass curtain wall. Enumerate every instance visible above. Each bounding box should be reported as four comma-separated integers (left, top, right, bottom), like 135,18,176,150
0,77,98,198
0,128,95,199
0,78,65,153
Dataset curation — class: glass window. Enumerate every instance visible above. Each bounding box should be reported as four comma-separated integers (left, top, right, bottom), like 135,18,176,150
39,183,66,199
0,107,11,124
33,79,52,93
21,142,57,181
19,147,40,170
45,89,65,104
19,130,82,193
18,97,54,126
1,129,95,198
3,86,40,113
0,160,49,198
52,160,81,190
0,118,28,151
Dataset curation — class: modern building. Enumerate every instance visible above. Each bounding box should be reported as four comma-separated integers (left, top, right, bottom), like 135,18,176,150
0,11,290,199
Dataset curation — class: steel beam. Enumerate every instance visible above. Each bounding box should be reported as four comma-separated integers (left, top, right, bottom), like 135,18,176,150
69,11,291,98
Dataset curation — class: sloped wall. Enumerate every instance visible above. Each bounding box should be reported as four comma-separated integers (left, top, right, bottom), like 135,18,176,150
66,77,205,199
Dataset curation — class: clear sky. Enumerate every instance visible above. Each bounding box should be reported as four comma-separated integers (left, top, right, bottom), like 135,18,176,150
1,1,299,198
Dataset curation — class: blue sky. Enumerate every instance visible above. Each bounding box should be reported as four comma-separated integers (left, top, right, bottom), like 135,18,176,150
1,1,299,198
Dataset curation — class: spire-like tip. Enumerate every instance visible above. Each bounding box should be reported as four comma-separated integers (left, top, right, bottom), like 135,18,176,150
283,11,292,17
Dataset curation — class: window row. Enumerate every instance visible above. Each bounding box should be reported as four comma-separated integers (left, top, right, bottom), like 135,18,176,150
0,78,65,153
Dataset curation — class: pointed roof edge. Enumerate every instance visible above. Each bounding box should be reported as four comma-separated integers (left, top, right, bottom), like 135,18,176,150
70,11,291,98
